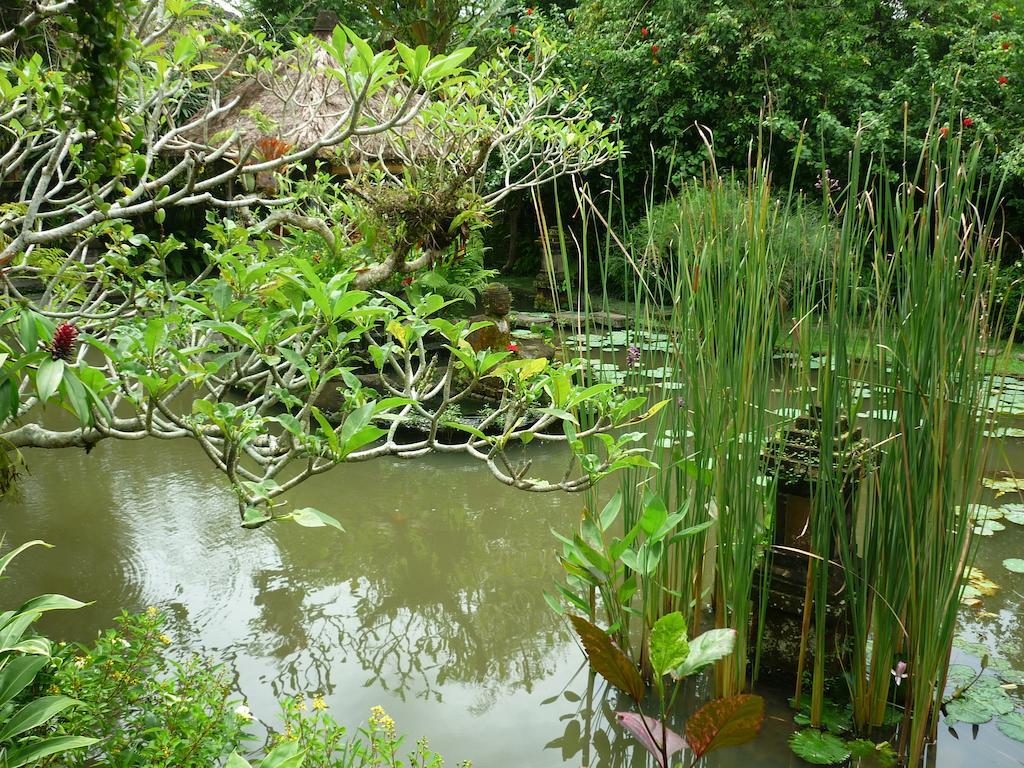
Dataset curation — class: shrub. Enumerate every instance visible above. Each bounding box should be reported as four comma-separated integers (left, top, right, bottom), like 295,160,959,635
610,179,836,303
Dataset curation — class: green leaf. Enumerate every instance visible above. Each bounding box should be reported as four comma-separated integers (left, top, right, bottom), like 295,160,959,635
672,628,737,679
36,358,64,402
568,615,645,703
0,541,51,579
3,735,98,768
598,491,622,531
290,508,344,532
260,740,305,768
997,712,1024,742
226,754,253,768
0,655,48,708
788,729,850,765
649,612,689,678
0,695,81,741
1002,558,1024,573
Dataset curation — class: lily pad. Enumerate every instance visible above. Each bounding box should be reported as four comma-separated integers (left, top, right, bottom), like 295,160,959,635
982,474,1024,496
771,408,804,419
966,504,1003,522
642,367,675,379
997,713,1024,742
944,675,1015,725
973,518,1006,536
1001,504,1024,524
858,410,899,421
788,730,850,765
984,426,1024,438
1003,558,1024,573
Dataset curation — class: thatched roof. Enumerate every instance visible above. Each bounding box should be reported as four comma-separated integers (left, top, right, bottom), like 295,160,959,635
176,15,423,169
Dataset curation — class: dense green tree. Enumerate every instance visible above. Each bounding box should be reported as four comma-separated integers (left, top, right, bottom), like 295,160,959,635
512,0,1023,225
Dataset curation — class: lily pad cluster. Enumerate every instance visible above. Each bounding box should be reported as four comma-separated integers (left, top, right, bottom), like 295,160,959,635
984,375,1024,415
944,664,1017,728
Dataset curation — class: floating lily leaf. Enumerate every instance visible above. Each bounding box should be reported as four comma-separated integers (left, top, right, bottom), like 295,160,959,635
685,695,764,759
568,615,644,703
847,739,897,767
953,637,994,658
982,474,1024,496
944,675,1015,725
771,407,804,419
973,518,1006,536
614,712,685,768
788,729,850,765
997,713,1024,742
964,568,999,595
858,409,899,421
983,427,1024,438
965,504,1003,521
1001,504,1024,524
791,698,853,735
642,367,674,379
1003,558,1024,573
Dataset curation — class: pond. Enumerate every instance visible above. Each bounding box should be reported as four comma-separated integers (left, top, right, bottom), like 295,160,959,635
3,407,1024,766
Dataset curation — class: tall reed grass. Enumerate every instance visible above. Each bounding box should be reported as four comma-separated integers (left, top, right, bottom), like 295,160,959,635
547,123,1010,764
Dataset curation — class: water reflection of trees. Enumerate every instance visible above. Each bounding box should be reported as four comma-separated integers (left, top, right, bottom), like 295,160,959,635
235,454,580,709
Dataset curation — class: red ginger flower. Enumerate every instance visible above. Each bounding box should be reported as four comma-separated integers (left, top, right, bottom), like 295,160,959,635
999,75,1009,84
939,126,949,137
49,322,79,361
509,24,517,34
526,7,534,14
507,343,519,352
993,12,1001,20
651,43,660,54
963,117,974,127
641,27,649,38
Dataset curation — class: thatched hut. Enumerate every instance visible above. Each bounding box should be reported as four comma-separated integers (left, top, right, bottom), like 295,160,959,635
175,11,424,178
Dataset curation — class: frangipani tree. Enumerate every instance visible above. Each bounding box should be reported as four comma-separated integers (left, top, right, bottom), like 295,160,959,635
0,0,647,525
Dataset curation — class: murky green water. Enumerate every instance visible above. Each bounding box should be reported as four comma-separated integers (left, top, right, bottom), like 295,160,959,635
3,417,1024,765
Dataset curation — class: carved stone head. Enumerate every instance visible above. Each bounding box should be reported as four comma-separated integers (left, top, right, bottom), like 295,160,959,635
481,282,512,316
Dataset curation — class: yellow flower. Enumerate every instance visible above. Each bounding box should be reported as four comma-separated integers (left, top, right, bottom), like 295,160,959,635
312,695,327,711
146,606,159,616
159,633,171,645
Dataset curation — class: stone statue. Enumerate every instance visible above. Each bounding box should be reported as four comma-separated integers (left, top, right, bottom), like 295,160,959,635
468,282,514,354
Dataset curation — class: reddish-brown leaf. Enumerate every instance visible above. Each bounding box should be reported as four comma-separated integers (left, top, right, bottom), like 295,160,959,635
568,615,645,703
684,694,764,758
615,712,686,768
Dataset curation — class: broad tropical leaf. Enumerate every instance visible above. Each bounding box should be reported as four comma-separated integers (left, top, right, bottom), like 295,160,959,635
671,628,736,679
684,694,764,758
568,615,644,703
614,711,686,768
649,612,689,678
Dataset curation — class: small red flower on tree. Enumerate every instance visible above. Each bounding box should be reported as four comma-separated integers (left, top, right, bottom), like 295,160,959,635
509,24,517,34
651,43,660,54
49,322,79,361
641,27,649,38
507,343,519,352
963,117,974,127
526,7,534,14
401,276,413,287
1003,41,1012,50
993,12,1002,20
939,126,949,137
998,75,1009,84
